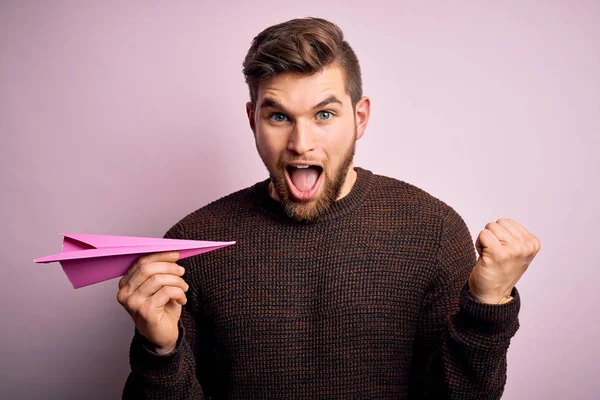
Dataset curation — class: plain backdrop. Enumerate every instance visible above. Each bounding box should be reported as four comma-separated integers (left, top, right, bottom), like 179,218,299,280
2,1,598,399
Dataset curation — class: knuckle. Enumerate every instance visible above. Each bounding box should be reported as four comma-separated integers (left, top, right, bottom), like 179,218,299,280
139,263,152,277
116,290,126,305
131,258,143,271
149,273,161,286
532,235,541,250
136,254,149,265
509,244,523,257
139,300,152,318
125,296,138,311
131,260,140,270
159,286,171,296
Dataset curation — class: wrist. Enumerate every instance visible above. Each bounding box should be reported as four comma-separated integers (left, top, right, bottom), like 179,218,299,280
467,284,513,305
457,283,521,340
470,291,513,305
496,295,514,304
468,276,515,305
154,343,177,355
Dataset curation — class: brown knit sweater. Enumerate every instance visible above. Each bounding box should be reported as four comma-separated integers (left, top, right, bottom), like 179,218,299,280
123,168,520,399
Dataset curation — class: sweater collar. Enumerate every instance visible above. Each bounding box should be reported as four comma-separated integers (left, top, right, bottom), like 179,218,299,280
251,167,374,224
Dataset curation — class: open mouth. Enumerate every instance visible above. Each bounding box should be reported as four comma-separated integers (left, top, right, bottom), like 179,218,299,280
284,164,324,201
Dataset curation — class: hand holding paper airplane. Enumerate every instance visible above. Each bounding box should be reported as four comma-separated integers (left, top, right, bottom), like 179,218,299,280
34,233,235,288
117,251,189,354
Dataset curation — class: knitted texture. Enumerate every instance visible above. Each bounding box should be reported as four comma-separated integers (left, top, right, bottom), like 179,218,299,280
123,168,520,399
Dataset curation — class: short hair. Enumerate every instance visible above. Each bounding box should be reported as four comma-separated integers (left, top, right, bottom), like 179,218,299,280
242,17,363,111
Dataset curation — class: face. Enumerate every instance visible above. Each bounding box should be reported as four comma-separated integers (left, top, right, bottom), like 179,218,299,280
246,64,370,222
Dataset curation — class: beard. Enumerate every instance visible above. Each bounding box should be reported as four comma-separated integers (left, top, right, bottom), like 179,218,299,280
262,126,357,223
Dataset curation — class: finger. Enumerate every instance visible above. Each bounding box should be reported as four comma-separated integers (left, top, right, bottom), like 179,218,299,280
165,298,180,312
478,228,502,252
124,262,185,293
120,251,180,289
149,286,187,309
508,220,542,253
485,221,515,244
117,286,143,314
495,218,523,241
135,274,189,299
116,286,131,308
506,220,538,241
165,297,186,315
475,234,484,257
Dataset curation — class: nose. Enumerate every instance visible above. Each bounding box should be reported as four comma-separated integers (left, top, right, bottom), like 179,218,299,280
287,120,315,155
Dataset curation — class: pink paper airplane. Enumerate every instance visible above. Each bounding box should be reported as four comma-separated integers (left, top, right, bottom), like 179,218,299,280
34,233,235,288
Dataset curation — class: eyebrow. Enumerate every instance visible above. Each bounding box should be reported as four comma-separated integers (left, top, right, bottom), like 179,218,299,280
259,95,343,112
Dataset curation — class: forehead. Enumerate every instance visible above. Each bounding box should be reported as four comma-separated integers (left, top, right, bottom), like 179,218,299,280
257,65,349,110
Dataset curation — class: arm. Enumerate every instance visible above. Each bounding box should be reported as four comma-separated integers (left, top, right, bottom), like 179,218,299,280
122,225,206,400
409,208,521,399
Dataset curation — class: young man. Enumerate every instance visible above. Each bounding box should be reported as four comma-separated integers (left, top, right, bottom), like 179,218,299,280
118,17,540,399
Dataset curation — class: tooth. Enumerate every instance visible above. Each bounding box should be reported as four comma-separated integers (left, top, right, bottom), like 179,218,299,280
294,165,309,169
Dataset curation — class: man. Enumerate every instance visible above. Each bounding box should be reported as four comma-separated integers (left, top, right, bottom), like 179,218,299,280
118,17,540,399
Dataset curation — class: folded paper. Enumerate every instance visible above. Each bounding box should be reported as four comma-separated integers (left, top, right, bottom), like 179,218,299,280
34,233,235,288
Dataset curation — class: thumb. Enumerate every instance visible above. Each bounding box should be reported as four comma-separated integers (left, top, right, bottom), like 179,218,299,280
165,298,183,316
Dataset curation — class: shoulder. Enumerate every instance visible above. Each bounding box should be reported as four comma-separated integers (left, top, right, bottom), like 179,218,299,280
368,172,470,240
368,171,455,220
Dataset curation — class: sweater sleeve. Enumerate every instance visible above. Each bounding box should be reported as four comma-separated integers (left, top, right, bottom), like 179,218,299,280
122,224,206,400
410,207,521,399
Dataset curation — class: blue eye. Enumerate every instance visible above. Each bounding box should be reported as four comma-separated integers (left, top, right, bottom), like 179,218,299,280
270,113,288,122
317,111,333,120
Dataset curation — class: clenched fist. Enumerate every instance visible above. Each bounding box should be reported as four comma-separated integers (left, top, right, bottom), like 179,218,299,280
468,218,541,304
117,251,188,354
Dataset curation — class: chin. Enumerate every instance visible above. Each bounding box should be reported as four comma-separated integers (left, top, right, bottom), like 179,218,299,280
284,202,325,223
277,176,339,223
285,197,325,222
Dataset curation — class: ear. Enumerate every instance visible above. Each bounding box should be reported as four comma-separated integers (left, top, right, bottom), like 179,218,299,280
354,96,371,141
246,102,256,135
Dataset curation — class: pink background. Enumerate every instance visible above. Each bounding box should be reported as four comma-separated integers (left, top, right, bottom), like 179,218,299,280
2,1,598,399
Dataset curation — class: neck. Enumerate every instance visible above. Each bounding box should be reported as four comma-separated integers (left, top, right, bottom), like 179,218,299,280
337,163,357,200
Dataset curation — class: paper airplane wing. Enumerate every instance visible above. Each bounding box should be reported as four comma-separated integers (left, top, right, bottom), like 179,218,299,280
34,233,235,289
